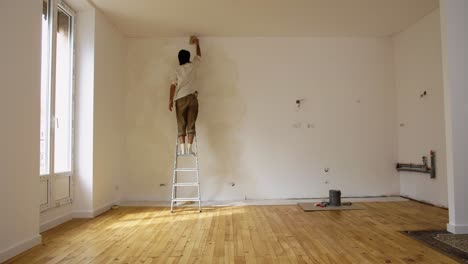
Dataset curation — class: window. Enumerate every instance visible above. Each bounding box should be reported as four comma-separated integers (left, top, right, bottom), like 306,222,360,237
40,0,75,212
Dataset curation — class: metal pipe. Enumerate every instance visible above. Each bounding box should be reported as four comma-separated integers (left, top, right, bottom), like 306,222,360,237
396,163,427,169
396,151,436,179
396,167,431,173
430,150,436,179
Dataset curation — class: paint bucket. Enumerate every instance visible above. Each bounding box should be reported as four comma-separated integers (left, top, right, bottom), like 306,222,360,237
329,190,341,206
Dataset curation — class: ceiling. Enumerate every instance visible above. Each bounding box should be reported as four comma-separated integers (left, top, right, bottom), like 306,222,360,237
89,0,439,38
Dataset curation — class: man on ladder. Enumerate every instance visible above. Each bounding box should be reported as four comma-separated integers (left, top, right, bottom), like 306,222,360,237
168,36,201,155
168,36,202,212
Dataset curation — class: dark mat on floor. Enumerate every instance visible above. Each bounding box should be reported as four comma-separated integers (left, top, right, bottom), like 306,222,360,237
436,233,468,253
298,203,365,211
402,230,468,263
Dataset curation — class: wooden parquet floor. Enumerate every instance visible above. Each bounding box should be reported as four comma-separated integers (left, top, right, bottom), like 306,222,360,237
5,201,457,264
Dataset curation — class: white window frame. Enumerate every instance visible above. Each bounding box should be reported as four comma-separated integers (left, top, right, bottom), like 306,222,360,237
40,0,76,212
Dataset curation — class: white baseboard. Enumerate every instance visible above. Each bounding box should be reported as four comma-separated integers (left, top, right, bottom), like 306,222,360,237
71,200,120,219
447,223,468,234
119,196,408,207
40,213,72,232
93,200,120,217
71,211,94,218
400,195,448,209
0,234,42,263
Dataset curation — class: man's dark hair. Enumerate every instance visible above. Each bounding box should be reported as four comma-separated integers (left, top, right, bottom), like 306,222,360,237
178,49,191,65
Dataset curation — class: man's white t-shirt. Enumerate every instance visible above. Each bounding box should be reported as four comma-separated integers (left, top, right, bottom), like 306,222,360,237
172,55,201,101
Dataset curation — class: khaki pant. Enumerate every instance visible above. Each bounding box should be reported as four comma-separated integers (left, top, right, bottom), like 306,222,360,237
175,93,198,137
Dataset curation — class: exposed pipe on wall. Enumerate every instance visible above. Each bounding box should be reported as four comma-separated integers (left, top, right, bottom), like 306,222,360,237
396,151,436,179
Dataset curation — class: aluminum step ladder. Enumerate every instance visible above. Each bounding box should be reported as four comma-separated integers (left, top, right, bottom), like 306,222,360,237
171,135,201,213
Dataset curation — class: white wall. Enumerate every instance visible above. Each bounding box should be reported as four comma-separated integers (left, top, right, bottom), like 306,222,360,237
393,10,447,207
73,9,96,216
124,37,399,202
440,0,468,234
40,204,72,232
0,0,42,262
72,8,127,217
93,10,127,210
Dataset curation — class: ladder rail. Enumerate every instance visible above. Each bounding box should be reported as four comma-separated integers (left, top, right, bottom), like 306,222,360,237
195,135,201,212
170,135,178,213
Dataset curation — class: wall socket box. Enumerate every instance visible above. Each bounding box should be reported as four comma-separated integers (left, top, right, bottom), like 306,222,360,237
292,122,302,128
292,122,315,128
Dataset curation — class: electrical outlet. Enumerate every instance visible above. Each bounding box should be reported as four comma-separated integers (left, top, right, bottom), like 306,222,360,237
115,185,119,191
292,122,302,128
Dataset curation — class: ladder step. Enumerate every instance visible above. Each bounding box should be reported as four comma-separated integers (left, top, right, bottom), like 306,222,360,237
173,182,199,187
172,198,200,202
175,168,198,172
177,153,197,157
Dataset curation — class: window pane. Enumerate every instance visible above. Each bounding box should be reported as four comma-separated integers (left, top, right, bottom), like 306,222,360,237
40,0,50,175
54,8,73,173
